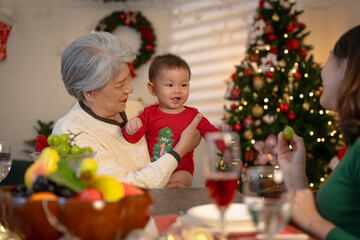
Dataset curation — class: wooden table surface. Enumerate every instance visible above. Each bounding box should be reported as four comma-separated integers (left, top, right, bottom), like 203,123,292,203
149,187,244,216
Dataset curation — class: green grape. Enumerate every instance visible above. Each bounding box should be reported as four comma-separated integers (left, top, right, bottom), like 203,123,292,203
56,143,71,155
283,126,295,140
70,145,83,155
47,134,60,146
58,133,70,144
82,146,94,154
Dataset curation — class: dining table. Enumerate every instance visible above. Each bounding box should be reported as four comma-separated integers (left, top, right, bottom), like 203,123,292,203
147,187,316,240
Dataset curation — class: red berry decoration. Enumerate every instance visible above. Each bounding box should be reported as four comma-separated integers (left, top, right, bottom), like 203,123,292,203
279,102,289,113
268,33,276,41
287,112,296,121
231,104,237,110
120,14,126,19
299,49,307,58
294,71,302,80
286,25,295,32
233,123,242,132
125,21,131,26
146,45,153,51
266,71,275,78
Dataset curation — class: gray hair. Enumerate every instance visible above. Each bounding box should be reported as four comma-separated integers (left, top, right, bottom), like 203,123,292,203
61,32,136,100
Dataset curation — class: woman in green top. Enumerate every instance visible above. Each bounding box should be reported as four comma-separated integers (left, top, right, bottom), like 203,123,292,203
277,25,360,240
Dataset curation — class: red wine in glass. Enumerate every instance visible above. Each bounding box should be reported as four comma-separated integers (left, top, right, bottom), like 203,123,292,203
206,176,238,208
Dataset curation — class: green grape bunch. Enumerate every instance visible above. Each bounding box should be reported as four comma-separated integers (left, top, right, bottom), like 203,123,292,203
47,132,93,156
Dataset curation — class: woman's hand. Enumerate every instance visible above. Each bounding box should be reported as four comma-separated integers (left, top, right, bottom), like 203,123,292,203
277,132,308,189
292,189,335,240
173,114,202,158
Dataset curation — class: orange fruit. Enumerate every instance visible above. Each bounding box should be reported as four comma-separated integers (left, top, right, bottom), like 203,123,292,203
122,182,143,196
29,192,58,201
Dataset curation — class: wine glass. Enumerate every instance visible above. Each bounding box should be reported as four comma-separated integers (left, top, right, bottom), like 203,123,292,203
203,131,242,240
0,141,12,183
242,166,294,240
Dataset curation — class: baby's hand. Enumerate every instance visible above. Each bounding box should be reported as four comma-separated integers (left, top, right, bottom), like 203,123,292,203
125,117,142,135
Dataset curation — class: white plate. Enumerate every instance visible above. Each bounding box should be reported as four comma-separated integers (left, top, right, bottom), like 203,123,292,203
184,203,256,233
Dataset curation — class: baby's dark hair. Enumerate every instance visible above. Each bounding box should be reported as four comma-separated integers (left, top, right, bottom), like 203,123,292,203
148,53,191,82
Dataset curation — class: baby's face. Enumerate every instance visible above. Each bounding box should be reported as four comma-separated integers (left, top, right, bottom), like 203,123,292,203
151,67,190,114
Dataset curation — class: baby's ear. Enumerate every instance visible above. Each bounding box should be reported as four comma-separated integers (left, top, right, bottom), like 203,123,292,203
147,82,157,96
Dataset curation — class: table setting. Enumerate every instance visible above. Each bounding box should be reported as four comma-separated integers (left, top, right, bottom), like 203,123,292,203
0,133,314,240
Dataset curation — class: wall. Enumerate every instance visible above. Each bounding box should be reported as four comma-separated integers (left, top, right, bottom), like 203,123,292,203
1,0,360,188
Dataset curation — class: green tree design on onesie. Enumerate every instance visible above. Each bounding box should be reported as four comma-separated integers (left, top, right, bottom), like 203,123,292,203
151,127,174,162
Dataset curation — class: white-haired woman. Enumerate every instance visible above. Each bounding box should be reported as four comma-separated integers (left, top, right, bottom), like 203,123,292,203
53,32,202,188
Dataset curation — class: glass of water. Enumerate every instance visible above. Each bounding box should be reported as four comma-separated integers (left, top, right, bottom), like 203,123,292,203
0,141,12,183
242,166,294,240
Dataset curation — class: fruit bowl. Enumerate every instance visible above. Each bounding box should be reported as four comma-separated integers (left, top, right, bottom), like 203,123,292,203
0,185,153,240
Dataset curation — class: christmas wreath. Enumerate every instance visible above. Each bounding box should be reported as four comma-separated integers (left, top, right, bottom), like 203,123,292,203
95,11,156,77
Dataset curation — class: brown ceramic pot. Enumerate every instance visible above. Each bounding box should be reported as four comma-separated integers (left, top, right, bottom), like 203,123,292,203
0,186,153,240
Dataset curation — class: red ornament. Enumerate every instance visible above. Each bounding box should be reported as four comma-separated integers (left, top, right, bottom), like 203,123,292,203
125,21,131,26
268,34,276,41
266,71,275,78
299,49,307,58
120,14,126,19
233,123,243,132
250,54,259,62
264,25,274,34
245,150,256,162
245,68,255,77
286,25,295,32
231,88,241,100
269,48,278,55
287,38,300,50
146,45,153,51
287,112,296,121
231,73,236,81
231,104,237,110
294,71,302,80
244,117,254,128
279,102,289,113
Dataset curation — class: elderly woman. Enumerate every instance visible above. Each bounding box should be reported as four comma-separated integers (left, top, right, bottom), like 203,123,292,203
53,32,202,188
277,25,360,240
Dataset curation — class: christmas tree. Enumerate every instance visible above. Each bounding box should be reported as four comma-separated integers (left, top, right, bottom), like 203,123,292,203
151,127,174,162
222,0,343,189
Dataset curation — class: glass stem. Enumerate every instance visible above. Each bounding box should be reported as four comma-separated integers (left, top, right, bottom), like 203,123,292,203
219,207,226,240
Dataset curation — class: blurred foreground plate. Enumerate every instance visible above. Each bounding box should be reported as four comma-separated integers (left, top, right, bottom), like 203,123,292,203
183,203,256,234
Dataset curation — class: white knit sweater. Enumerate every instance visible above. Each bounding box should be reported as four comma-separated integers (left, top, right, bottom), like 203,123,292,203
52,101,178,188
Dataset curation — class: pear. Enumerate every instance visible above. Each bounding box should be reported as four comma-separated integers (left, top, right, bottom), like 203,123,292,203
24,147,60,189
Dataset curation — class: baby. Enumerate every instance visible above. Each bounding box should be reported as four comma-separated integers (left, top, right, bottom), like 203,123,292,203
123,53,219,188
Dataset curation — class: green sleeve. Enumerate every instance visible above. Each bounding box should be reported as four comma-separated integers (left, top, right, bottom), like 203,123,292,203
327,227,360,240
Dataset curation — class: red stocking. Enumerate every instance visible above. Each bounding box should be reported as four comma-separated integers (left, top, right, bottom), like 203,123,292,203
0,21,12,61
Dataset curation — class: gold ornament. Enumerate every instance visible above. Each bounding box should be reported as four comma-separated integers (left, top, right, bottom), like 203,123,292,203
255,128,262,135
272,13,280,22
223,111,233,120
253,76,265,91
252,104,264,118
244,129,253,140
282,1,291,9
266,77,274,83
303,102,310,111
278,59,286,67
294,81,299,90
